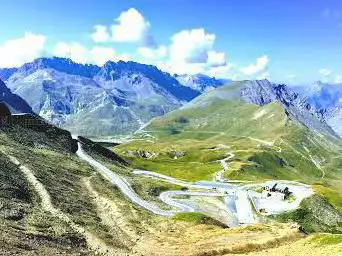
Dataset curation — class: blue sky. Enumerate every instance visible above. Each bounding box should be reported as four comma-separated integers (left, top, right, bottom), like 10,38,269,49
0,0,342,84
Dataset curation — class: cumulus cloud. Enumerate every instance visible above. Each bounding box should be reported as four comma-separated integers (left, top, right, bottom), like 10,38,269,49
91,25,111,43
207,50,226,67
161,28,231,76
0,32,46,68
334,75,342,83
90,8,152,45
170,28,215,64
111,8,150,43
256,72,270,80
53,42,129,65
54,42,89,64
91,47,130,65
88,11,234,78
137,46,167,60
158,60,234,79
319,68,332,76
205,63,235,79
240,55,269,76
158,62,206,76
90,47,118,65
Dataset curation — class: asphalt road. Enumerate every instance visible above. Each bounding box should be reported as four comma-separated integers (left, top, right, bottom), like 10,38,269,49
75,138,313,226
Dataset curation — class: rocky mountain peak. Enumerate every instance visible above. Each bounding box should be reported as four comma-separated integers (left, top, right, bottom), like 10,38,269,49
13,57,100,79
238,79,338,138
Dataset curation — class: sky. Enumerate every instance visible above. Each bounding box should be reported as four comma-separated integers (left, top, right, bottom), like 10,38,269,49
0,0,342,84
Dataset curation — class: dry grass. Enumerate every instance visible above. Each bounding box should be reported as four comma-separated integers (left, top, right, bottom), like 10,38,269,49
132,223,303,256
222,234,342,256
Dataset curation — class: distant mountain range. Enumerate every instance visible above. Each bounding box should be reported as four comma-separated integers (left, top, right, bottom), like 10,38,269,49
292,81,342,137
182,79,338,138
1,57,341,138
0,57,206,136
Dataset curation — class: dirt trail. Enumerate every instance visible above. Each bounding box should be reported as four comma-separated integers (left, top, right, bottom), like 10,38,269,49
7,155,118,256
83,177,139,247
309,154,326,179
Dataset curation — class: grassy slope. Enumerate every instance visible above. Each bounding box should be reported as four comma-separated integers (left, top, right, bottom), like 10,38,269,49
1,114,341,255
0,123,163,255
1,121,233,255
115,83,342,233
0,131,88,255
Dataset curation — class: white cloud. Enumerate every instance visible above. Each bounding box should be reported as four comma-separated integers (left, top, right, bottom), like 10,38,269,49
170,28,215,64
240,55,269,75
0,32,46,68
53,42,89,64
334,75,342,83
207,50,226,67
161,28,231,76
256,72,270,80
111,8,150,42
158,60,235,79
90,47,117,65
53,42,129,65
205,63,235,79
91,25,110,43
137,46,167,60
158,62,206,75
90,46,130,65
319,68,332,76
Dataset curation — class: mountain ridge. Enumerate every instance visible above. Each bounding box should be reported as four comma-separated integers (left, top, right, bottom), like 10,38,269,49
292,81,342,137
1,57,201,136
1,57,341,138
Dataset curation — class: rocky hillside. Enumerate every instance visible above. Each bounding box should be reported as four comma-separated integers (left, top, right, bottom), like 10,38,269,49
119,79,342,235
1,79,341,255
1,57,200,137
238,80,337,138
292,81,342,137
0,79,33,114
183,80,337,138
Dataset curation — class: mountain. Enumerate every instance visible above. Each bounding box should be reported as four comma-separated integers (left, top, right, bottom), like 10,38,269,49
1,79,342,255
118,79,342,234
238,80,338,138
0,68,18,80
2,57,200,137
292,81,342,137
183,79,337,138
318,106,342,137
0,78,34,114
293,81,342,109
175,73,229,92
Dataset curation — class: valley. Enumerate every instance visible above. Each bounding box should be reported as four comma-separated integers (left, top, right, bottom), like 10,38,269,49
1,1,342,254
0,68,342,255
1,113,331,256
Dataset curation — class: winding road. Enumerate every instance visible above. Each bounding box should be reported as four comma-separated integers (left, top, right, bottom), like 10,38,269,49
214,152,235,182
75,141,178,217
74,137,313,226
